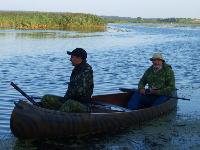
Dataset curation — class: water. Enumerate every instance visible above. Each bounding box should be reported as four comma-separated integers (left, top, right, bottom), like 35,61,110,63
0,24,200,149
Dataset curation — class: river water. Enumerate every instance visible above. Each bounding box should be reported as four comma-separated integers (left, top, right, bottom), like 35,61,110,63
0,23,200,149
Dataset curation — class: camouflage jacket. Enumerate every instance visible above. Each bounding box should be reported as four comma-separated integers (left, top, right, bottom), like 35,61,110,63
138,63,175,95
65,61,94,102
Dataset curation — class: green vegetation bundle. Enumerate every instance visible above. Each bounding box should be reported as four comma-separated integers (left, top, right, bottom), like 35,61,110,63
0,11,106,32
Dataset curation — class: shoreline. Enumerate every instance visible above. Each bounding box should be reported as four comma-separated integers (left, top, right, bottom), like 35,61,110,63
0,11,200,32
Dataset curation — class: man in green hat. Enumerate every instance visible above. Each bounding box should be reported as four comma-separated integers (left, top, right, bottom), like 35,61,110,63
128,53,175,110
41,48,94,112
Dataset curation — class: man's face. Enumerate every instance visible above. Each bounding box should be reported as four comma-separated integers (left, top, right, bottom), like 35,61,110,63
70,55,82,66
152,59,163,68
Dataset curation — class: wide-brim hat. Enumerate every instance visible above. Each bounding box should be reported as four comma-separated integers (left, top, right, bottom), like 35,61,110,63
67,48,87,60
150,53,165,62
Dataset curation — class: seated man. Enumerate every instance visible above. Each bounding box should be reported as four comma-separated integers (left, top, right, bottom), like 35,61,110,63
128,53,175,110
41,48,94,112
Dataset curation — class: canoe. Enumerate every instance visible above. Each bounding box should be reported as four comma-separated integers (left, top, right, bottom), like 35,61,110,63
10,91,177,139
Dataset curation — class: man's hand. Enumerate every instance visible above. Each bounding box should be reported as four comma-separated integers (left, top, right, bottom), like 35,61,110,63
139,88,146,95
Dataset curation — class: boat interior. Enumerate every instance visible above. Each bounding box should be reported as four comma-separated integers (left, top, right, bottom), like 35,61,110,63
91,92,133,113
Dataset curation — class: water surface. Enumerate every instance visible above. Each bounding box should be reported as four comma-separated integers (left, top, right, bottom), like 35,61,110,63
0,24,200,149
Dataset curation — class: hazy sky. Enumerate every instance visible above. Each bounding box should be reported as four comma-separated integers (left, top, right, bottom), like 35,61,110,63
0,0,199,18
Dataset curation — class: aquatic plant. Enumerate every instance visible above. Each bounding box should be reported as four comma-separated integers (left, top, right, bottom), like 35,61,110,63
0,11,106,32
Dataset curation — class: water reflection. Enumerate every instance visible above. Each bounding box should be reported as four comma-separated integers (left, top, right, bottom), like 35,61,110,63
0,27,106,38
14,31,103,39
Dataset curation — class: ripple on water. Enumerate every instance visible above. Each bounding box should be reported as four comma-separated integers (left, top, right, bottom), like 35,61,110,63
0,24,200,148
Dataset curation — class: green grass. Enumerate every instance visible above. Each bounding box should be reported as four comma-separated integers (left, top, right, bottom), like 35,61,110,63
0,11,107,32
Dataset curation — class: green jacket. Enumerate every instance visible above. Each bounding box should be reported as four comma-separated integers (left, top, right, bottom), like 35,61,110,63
138,63,175,95
65,61,94,102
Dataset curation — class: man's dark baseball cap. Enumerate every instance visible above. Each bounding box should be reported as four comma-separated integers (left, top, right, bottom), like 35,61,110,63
67,48,87,60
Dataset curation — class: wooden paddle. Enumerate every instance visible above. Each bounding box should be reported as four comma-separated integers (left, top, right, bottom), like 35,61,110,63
10,82,40,106
119,87,190,101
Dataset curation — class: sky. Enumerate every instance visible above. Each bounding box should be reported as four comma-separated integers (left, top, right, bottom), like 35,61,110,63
0,0,199,19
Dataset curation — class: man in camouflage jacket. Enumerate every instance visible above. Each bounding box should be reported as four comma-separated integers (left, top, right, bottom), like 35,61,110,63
41,48,94,112
128,53,175,110
64,59,93,102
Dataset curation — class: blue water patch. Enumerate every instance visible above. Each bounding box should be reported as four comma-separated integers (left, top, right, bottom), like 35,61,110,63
0,23,199,148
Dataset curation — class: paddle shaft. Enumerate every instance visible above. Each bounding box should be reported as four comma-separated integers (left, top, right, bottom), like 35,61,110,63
119,88,190,101
11,82,40,106
171,96,189,100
